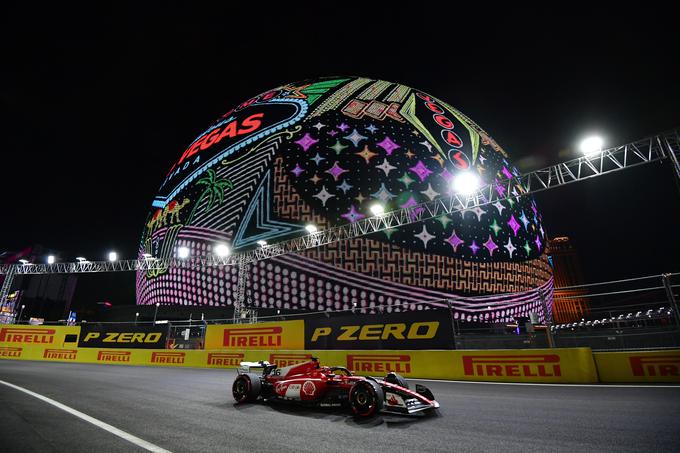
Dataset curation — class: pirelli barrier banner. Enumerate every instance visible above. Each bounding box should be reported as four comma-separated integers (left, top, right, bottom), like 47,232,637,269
0,344,599,383
0,325,80,348
594,350,680,383
78,325,167,349
204,320,304,350
304,310,452,350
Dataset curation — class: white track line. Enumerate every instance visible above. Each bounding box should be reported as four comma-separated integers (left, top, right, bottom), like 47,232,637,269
0,379,172,453
411,378,680,388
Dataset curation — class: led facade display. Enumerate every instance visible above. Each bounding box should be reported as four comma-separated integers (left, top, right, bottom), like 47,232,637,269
137,77,553,321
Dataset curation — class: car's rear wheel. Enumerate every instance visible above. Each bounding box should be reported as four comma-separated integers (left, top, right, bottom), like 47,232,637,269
232,373,262,403
384,372,409,389
349,380,384,417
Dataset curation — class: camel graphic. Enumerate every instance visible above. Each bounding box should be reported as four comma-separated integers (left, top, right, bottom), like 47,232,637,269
146,198,190,231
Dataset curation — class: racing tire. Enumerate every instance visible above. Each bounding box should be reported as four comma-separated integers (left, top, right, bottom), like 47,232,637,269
384,372,409,389
232,373,262,403
349,380,384,417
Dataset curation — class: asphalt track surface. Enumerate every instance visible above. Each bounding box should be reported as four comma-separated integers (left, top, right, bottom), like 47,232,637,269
1,361,679,453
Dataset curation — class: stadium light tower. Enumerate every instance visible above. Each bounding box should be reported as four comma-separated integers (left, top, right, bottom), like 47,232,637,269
214,243,230,257
452,171,481,195
580,135,604,156
369,203,385,216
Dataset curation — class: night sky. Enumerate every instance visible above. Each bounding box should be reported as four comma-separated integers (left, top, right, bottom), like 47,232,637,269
2,5,679,308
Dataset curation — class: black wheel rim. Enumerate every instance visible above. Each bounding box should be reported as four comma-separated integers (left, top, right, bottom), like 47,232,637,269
233,377,250,402
352,385,376,416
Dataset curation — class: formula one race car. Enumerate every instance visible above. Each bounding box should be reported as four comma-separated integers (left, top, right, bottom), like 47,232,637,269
232,357,439,417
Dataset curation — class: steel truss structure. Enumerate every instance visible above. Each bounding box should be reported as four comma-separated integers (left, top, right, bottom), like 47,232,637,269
2,129,679,319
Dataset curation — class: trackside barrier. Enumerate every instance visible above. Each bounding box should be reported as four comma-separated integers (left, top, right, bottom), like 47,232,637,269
593,350,680,383
0,345,598,383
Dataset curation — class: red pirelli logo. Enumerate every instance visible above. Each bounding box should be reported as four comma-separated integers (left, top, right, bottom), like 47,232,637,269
0,327,55,344
43,349,78,360
462,355,561,377
207,352,244,366
0,346,23,358
269,353,312,368
151,351,185,364
347,354,411,374
223,326,282,348
629,355,680,377
97,350,131,362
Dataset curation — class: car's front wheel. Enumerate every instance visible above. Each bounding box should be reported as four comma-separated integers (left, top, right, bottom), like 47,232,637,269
349,380,384,417
232,373,262,403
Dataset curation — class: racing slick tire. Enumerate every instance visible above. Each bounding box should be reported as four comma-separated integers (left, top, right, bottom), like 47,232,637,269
349,380,384,417
232,373,262,403
385,372,409,389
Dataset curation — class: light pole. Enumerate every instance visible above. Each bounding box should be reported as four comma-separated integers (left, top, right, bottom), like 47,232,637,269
153,303,160,324
17,304,25,324
135,312,139,326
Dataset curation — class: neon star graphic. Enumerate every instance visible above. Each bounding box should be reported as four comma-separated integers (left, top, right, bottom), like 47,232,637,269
469,240,481,255
376,136,400,155
337,122,350,132
504,238,517,258
501,167,513,179
437,214,452,228
484,236,498,255
534,235,542,250
355,193,366,203
294,133,318,152
479,155,486,164
446,230,464,252
329,139,348,155
340,205,365,223
419,140,432,152
325,162,348,181
309,174,321,184
290,164,305,177
431,154,445,167
365,124,378,134
355,145,378,164
405,149,416,159
420,184,440,201
312,121,326,131
439,168,454,184
489,219,502,236
313,186,335,207
383,228,396,239
344,129,367,147
371,183,396,203
376,158,397,176
398,173,415,188
409,160,433,182
464,206,485,222
415,225,435,248
328,130,338,137
507,215,521,236
492,201,505,215
519,211,530,229
338,180,353,194
523,240,532,256
310,153,325,165
494,180,506,197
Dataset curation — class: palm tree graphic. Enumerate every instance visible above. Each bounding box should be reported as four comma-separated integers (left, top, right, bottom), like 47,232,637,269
188,168,234,222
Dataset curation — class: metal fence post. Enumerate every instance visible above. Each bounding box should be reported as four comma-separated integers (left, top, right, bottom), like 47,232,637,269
447,300,457,350
661,273,680,329
539,289,555,348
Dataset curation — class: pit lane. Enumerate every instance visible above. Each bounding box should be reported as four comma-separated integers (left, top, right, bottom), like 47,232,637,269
0,361,678,452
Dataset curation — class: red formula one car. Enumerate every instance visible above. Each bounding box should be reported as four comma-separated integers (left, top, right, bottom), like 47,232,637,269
232,357,439,417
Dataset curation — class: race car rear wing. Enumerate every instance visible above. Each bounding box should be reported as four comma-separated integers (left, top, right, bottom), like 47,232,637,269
238,361,271,374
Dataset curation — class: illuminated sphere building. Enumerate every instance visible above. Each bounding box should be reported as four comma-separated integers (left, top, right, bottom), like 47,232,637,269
137,77,553,322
